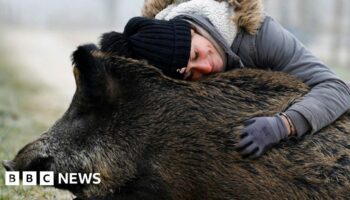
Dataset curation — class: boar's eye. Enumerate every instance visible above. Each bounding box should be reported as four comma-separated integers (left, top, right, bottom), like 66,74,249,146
25,156,54,172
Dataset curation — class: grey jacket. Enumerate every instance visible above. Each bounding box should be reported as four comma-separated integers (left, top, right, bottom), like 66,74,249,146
178,14,350,136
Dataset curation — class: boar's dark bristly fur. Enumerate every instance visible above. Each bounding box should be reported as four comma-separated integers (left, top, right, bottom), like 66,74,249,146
3,44,350,200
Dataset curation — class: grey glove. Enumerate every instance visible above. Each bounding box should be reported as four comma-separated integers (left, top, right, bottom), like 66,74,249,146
236,115,289,158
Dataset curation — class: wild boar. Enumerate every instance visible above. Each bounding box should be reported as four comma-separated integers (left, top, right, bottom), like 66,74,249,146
3,44,350,200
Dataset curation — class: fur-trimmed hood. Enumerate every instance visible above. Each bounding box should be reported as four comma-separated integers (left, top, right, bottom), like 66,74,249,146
142,0,264,35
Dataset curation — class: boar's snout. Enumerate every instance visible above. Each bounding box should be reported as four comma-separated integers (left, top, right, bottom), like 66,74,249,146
2,160,14,171
2,156,54,172
5,137,55,172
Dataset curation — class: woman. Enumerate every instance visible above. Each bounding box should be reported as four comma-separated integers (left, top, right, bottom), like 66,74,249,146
100,0,350,158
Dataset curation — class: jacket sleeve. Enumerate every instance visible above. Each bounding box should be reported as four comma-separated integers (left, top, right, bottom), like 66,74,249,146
255,16,350,135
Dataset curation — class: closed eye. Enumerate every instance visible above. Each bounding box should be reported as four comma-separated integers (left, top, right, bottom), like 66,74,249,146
191,51,199,61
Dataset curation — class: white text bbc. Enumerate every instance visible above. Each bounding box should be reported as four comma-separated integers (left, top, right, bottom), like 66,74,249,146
5,171,101,185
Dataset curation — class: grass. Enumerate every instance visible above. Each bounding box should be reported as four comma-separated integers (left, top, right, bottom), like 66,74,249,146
0,58,73,199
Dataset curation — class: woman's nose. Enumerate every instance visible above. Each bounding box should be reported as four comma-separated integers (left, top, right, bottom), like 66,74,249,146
189,59,212,74
186,60,213,81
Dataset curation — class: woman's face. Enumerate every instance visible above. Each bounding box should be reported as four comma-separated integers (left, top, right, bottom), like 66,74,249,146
182,29,224,81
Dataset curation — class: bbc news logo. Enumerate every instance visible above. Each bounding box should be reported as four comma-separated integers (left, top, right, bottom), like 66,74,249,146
5,171,101,186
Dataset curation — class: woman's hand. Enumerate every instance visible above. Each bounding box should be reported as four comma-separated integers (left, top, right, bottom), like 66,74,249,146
236,115,290,158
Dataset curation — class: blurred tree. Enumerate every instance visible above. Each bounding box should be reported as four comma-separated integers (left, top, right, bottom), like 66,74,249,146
331,0,344,66
297,0,318,44
106,0,116,27
347,1,350,68
279,1,291,25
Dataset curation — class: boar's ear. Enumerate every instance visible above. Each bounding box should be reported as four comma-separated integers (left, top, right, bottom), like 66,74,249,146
72,44,120,104
72,44,99,74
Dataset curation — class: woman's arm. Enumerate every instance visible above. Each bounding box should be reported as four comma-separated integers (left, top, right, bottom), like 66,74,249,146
256,16,350,136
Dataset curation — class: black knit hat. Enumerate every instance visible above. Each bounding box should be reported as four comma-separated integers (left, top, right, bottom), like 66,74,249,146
100,17,192,78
